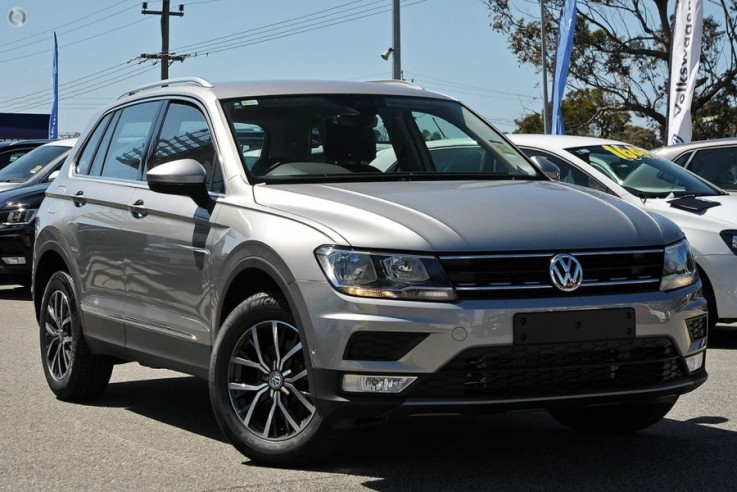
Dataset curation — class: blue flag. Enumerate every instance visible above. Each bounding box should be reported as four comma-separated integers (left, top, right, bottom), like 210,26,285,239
49,32,59,139
551,0,577,135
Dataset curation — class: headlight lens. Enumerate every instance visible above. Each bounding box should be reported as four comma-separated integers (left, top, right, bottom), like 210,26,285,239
0,207,37,228
720,230,737,255
315,246,456,301
660,239,697,291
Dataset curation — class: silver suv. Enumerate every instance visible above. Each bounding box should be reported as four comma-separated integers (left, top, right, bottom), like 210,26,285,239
33,78,707,466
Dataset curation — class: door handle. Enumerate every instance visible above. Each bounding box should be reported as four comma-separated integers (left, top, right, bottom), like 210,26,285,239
70,191,86,207
128,199,148,218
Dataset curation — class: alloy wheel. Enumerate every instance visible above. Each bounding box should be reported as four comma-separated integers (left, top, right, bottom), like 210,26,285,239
227,320,315,441
44,289,73,381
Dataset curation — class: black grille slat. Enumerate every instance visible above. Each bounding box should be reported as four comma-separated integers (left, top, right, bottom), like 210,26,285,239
686,315,707,341
440,249,664,299
411,337,686,399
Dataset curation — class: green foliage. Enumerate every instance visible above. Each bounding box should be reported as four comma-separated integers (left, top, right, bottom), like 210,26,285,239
486,0,737,144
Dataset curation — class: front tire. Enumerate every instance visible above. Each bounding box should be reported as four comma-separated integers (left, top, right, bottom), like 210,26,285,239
39,271,113,400
549,399,677,435
209,293,340,467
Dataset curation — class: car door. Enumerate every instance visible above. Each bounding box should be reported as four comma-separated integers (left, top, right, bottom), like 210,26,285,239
69,102,162,350
123,100,224,375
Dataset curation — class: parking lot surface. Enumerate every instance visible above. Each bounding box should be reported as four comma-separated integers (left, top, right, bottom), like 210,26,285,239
1,283,736,491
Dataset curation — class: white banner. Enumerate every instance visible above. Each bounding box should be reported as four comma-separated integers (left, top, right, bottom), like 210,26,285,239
667,0,703,145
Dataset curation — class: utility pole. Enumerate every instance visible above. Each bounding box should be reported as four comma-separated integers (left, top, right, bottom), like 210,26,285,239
539,0,550,134
392,0,402,80
141,1,185,80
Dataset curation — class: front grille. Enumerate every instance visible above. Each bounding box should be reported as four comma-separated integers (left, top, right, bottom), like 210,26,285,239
686,315,707,341
439,249,664,299
411,337,686,399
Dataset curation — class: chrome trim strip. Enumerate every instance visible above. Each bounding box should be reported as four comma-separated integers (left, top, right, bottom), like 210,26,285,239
454,278,659,291
439,248,663,261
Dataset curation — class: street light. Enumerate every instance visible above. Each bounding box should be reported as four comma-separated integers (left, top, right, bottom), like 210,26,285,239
380,47,394,61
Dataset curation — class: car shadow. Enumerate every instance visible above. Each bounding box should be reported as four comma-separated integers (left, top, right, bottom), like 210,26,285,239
710,326,737,349
82,375,737,489
0,284,32,300
85,376,227,443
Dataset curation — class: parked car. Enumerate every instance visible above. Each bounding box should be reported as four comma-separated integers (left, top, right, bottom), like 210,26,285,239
0,184,49,286
34,78,706,467
0,139,49,171
0,139,75,192
0,139,75,286
651,138,737,193
508,133,736,332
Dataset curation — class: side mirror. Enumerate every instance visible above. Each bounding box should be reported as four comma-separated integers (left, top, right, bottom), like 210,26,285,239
531,156,561,181
146,159,214,211
46,170,60,182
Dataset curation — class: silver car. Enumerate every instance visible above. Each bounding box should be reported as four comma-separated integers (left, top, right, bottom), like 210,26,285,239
33,78,707,466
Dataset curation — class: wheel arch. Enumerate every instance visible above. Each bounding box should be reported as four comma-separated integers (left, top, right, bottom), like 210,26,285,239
215,242,313,346
33,243,74,322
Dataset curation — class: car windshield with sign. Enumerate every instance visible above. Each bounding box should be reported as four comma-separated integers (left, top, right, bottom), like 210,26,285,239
564,144,722,199
222,95,541,182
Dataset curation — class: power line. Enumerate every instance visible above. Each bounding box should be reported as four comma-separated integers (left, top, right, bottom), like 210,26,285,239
176,0,427,58
0,1,141,54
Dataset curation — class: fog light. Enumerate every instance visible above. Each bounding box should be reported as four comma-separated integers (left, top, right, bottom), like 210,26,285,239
685,352,704,373
342,374,416,393
1,257,25,265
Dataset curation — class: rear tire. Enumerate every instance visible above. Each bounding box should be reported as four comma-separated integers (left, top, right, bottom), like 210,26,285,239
39,271,113,400
209,292,340,467
549,399,676,435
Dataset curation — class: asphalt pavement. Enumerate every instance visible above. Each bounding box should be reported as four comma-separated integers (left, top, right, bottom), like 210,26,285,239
1,283,736,491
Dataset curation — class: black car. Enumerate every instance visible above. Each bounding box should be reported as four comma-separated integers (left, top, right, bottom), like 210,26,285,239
0,140,75,285
0,182,48,286
0,140,49,172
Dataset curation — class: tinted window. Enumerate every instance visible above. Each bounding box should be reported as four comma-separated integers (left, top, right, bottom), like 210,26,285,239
222,95,540,182
76,113,113,174
98,102,160,180
565,144,720,198
672,151,692,167
0,145,69,183
151,102,222,192
687,147,737,189
519,147,608,192
0,148,33,168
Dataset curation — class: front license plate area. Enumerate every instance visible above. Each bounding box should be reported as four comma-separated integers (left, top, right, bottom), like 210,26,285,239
513,308,635,345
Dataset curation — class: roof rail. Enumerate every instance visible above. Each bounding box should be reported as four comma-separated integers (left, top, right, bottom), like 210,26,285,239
119,77,214,99
368,79,424,90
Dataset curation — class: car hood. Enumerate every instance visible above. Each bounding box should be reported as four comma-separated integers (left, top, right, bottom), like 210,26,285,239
0,182,49,208
253,180,680,251
643,194,737,226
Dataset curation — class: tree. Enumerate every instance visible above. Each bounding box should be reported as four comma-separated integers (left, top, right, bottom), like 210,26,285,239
485,0,737,143
513,88,659,147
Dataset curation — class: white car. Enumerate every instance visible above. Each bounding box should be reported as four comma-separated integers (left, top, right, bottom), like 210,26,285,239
508,134,737,330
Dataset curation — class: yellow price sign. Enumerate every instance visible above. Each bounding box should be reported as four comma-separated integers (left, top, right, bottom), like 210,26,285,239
602,144,650,161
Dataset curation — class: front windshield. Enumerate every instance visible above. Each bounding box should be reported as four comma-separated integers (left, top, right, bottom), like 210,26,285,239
0,145,68,183
565,144,722,198
222,95,541,182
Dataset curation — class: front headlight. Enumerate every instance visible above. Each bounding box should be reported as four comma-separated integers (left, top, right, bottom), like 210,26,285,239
660,239,697,291
315,246,457,301
720,230,737,255
0,207,37,228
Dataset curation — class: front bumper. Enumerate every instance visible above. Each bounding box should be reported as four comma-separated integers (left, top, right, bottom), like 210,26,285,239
292,280,708,427
0,227,33,280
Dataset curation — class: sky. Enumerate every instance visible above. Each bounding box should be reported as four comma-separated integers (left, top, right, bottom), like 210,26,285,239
0,0,544,135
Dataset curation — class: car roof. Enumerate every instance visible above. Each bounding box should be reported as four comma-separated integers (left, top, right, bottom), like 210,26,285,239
38,138,77,149
0,139,50,149
506,133,626,149
118,78,455,104
651,137,737,158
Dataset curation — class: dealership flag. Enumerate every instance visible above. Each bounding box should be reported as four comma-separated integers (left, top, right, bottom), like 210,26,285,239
49,32,58,140
667,0,703,145
551,0,577,135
